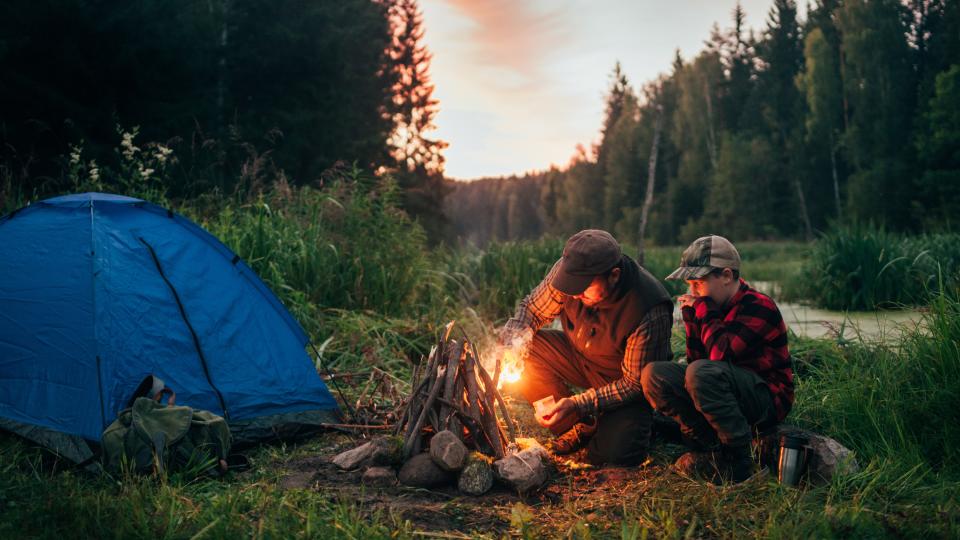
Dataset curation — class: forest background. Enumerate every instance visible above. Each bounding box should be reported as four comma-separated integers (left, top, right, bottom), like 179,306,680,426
3,0,958,248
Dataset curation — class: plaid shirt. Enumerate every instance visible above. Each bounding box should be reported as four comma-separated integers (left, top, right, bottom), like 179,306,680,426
681,279,794,422
503,261,674,416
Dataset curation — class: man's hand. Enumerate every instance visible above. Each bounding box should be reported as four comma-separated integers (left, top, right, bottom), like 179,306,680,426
539,397,579,429
677,294,698,309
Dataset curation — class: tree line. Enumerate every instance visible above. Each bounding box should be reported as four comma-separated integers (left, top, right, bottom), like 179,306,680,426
0,0,448,239
446,0,960,247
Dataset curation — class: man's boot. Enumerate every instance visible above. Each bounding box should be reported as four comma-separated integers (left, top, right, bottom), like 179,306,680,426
548,416,598,455
718,443,755,484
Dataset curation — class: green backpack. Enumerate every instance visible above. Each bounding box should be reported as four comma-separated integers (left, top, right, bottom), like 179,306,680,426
101,388,231,477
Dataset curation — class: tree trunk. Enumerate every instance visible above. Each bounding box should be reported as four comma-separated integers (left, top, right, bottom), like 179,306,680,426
793,176,813,241
638,104,663,265
217,0,229,136
703,78,718,170
830,131,842,220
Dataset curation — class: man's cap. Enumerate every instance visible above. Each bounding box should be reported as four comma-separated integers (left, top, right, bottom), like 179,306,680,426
551,229,622,295
666,235,741,281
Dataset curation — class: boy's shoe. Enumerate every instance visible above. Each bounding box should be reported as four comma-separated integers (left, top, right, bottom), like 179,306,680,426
674,444,755,484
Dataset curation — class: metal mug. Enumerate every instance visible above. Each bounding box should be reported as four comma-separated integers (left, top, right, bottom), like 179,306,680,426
778,435,809,486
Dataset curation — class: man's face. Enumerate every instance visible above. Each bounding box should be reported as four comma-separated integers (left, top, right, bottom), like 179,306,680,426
573,268,620,306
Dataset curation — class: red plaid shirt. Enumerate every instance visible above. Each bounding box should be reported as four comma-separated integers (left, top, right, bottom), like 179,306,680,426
681,279,794,421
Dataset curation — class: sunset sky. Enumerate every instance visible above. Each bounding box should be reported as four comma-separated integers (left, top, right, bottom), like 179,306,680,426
418,1,805,180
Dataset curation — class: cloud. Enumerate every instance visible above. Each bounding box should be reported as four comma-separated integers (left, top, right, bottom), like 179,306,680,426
440,0,571,89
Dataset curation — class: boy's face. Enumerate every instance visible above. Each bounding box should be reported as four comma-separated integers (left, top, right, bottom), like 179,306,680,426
686,268,737,305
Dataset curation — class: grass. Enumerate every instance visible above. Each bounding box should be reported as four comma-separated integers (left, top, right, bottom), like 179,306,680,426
3,175,959,538
793,224,960,310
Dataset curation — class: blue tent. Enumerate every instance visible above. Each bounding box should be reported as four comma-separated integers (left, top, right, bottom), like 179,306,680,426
0,193,339,460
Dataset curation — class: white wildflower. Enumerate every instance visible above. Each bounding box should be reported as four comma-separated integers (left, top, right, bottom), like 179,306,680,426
121,131,140,160
153,145,173,165
88,160,99,182
69,146,82,166
139,167,154,179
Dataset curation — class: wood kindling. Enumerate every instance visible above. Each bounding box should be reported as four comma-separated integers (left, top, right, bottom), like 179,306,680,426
398,322,516,460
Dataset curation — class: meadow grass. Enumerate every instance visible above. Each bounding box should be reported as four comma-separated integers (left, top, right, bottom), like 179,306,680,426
3,180,959,538
794,224,960,310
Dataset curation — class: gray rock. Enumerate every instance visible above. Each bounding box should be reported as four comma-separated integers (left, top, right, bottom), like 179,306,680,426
332,436,401,470
398,453,453,488
457,455,494,495
806,431,859,482
361,466,397,487
332,441,376,470
493,442,549,493
758,425,859,485
429,430,468,472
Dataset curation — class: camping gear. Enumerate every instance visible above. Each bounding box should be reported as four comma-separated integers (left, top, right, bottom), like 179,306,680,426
0,193,340,463
778,434,809,486
101,389,231,476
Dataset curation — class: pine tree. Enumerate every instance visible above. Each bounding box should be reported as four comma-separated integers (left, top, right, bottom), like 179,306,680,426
385,0,449,243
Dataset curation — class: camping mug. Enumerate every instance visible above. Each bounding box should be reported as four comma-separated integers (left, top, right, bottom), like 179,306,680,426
778,435,809,486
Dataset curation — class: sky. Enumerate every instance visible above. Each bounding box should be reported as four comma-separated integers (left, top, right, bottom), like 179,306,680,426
418,0,806,180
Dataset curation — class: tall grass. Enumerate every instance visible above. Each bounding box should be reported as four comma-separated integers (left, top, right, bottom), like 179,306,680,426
791,288,960,475
795,224,960,310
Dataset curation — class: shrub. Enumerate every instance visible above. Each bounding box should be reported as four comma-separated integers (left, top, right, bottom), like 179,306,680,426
798,224,960,310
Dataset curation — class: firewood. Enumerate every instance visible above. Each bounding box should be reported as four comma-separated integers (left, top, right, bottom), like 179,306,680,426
402,365,447,459
440,341,462,434
471,341,517,444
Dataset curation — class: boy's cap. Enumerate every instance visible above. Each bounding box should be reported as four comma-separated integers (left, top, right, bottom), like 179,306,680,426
666,235,741,280
551,229,622,295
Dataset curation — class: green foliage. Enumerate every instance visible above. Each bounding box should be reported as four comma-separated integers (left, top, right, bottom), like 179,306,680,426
201,172,430,320
797,224,960,309
791,288,960,473
451,237,563,322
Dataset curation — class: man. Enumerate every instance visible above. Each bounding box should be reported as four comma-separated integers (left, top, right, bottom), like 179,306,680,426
641,235,794,483
499,229,673,465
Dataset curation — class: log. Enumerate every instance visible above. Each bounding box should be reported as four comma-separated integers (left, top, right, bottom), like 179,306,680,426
402,365,447,459
472,343,517,444
440,341,463,434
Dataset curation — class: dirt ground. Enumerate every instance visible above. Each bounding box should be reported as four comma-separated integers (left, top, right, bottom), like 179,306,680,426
275,393,693,536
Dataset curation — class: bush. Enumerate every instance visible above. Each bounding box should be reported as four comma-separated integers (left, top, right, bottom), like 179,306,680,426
791,287,960,475
200,171,433,320
798,224,960,310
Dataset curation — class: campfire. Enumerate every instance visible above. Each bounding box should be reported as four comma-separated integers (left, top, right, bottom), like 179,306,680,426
396,321,516,459
331,322,551,495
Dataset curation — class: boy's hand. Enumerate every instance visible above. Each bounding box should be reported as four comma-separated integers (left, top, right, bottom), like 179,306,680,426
678,294,698,309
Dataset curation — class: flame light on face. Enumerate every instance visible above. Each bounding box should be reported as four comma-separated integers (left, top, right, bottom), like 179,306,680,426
498,348,524,388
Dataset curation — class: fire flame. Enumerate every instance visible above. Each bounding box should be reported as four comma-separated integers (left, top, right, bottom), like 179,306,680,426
498,348,524,388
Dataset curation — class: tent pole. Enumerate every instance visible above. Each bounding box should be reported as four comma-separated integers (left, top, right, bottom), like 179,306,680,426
308,341,357,424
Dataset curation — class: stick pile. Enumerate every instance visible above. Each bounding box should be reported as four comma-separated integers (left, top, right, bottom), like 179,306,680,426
395,322,516,460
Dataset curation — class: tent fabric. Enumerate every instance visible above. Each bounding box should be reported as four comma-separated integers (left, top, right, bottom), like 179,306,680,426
0,192,338,446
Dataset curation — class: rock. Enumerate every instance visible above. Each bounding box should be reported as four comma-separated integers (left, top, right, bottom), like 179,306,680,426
332,441,375,470
362,466,397,487
457,453,494,495
332,436,402,470
429,430,468,472
398,453,453,488
757,425,859,485
493,442,550,493
806,431,859,481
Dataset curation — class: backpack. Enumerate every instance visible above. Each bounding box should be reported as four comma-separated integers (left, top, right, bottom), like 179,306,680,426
101,387,231,477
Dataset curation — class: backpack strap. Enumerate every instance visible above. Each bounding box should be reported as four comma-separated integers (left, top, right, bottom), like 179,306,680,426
127,375,168,408
152,388,176,407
